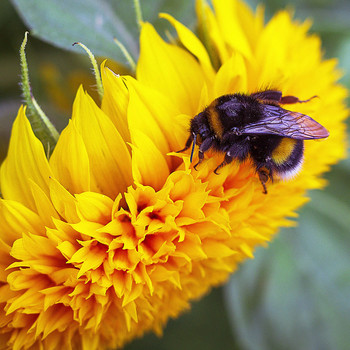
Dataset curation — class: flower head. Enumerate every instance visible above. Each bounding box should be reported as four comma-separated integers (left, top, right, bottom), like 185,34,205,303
0,0,347,349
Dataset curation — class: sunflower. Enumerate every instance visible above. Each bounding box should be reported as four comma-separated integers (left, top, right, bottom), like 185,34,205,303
0,0,347,349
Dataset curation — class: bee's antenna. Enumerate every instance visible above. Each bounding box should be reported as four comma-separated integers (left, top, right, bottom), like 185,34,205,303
190,133,197,163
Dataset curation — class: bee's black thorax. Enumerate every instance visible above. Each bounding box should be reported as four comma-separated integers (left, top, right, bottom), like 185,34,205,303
203,94,263,143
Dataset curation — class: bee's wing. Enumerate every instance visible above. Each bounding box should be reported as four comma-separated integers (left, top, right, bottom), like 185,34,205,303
250,90,282,102
240,104,329,140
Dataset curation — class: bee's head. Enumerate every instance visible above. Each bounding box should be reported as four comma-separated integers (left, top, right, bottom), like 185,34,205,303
190,112,212,143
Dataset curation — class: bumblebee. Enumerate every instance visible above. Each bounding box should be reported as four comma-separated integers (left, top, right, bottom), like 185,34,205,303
180,90,329,194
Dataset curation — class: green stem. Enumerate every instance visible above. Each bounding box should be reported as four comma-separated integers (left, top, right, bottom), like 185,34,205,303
133,0,143,30
20,32,59,156
73,42,104,100
113,38,137,73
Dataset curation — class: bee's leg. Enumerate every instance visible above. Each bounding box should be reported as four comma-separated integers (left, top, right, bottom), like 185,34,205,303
257,168,271,194
193,137,214,170
194,151,204,170
213,161,226,174
177,133,195,153
280,95,318,105
214,153,233,175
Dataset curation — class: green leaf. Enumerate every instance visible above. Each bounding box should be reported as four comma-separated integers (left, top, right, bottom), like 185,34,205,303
10,0,196,64
11,0,139,63
224,170,350,350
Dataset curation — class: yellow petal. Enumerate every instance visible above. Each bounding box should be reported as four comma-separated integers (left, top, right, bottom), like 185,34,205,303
216,0,265,53
137,22,205,115
176,235,207,261
203,2,230,63
0,106,53,211
255,11,314,86
130,130,169,190
151,265,181,289
36,305,73,339
41,286,69,310
0,199,45,246
100,63,131,143
123,300,138,330
49,177,79,223
202,239,236,258
126,78,170,157
50,119,91,194
212,0,253,60
0,239,13,282
30,180,60,228
125,77,189,168
75,192,113,223
6,275,47,314
159,13,215,83
72,86,132,198
73,247,105,278
10,232,58,264
214,52,248,96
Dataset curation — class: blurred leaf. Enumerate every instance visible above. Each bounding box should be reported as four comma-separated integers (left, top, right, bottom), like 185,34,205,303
124,288,236,350
9,0,196,65
140,0,196,36
224,176,350,350
0,0,13,23
10,0,139,64
337,35,350,86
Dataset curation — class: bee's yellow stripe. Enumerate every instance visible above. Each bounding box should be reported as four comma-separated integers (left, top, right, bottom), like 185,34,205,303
207,100,224,139
272,138,297,164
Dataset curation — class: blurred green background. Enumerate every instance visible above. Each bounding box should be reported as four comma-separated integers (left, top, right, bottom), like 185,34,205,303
1,0,349,349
